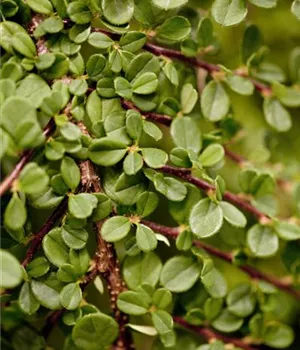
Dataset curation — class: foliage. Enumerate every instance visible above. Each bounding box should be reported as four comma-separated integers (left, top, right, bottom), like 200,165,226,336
0,1,300,350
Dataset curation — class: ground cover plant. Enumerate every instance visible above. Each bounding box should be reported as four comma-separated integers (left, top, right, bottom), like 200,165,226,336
0,0,300,349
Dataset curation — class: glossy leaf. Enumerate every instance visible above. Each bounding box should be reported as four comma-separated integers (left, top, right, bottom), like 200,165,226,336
102,216,131,242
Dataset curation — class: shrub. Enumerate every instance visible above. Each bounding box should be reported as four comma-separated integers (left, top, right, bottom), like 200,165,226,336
0,1,300,349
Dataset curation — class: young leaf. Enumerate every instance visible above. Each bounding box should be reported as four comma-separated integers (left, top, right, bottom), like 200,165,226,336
201,81,230,121
0,249,23,288
136,224,158,252
152,288,172,310
4,193,27,231
263,98,292,132
171,117,202,154
101,216,131,242
151,310,173,335
247,224,279,257
60,157,81,191
157,16,191,42
160,256,200,293
189,198,223,238
220,201,247,227
176,230,193,251
212,0,248,26
199,144,225,167
19,282,40,315
136,191,159,217
117,291,149,315
72,313,119,349
60,283,82,310
68,193,98,219
180,83,198,114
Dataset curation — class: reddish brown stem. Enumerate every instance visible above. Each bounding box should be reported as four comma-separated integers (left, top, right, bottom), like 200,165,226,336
21,197,68,268
121,99,172,126
141,220,300,300
0,118,56,197
224,146,246,164
174,316,258,350
159,165,268,221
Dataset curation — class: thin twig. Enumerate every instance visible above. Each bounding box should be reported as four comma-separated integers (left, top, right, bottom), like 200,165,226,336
0,118,56,197
141,220,300,300
21,197,68,268
174,316,258,350
159,165,268,222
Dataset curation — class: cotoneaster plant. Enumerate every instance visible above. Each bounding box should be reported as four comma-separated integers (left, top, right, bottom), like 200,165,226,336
0,1,300,350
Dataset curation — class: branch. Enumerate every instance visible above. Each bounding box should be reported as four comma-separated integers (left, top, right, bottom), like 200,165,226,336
141,220,300,300
159,165,268,221
93,28,272,96
78,123,132,349
21,196,68,268
121,99,172,126
0,118,56,197
174,316,258,350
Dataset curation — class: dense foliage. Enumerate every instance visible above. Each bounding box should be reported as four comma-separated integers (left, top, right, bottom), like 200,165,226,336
0,0,300,350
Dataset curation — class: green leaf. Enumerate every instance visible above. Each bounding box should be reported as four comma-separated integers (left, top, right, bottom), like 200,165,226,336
201,267,228,298
102,0,134,25
262,322,294,349
120,31,147,53
69,79,88,97
157,16,191,42
204,298,223,321
136,191,159,217
123,252,162,290
199,144,224,167
132,72,158,95
181,84,198,114
87,32,114,49
220,201,247,227
117,291,149,315
123,152,143,175
274,221,300,241
69,24,91,44
212,309,243,333
190,198,223,238
126,52,160,82
42,52,69,80
16,74,51,108
170,148,192,168
42,16,64,34
102,216,131,242
4,193,27,231
176,230,193,251
151,0,188,10
27,0,53,14
12,326,45,350
291,0,300,20
0,249,23,288
212,0,248,26
12,32,36,58
151,310,173,335
154,176,187,202
263,98,292,132
171,117,202,154
0,0,18,17
225,75,254,95
201,81,230,121
26,257,50,278
68,193,98,219
31,279,62,310
162,62,179,86
226,283,255,317
136,224,157,252
142,121,162,141
88,137,127,166
35,53,56,70
72,313,119,349
19,282,40,315
126,110,143,140
142,148,168,168
0,21,27,54
127,324,158,336
248,0,277,9
272,82,300,108
69,248,90,276
19,163,49,195
242,24,262,64
60,283,82,310
62,226,88,250
63,309,82,326
92,194,112,222
67,1,91,24
247,224,279,257
43,228,69,267
160,256,200,293
153,288,172,310
60,156,80,191
57,264,78,283
114,77,132,100
197,18,213,48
